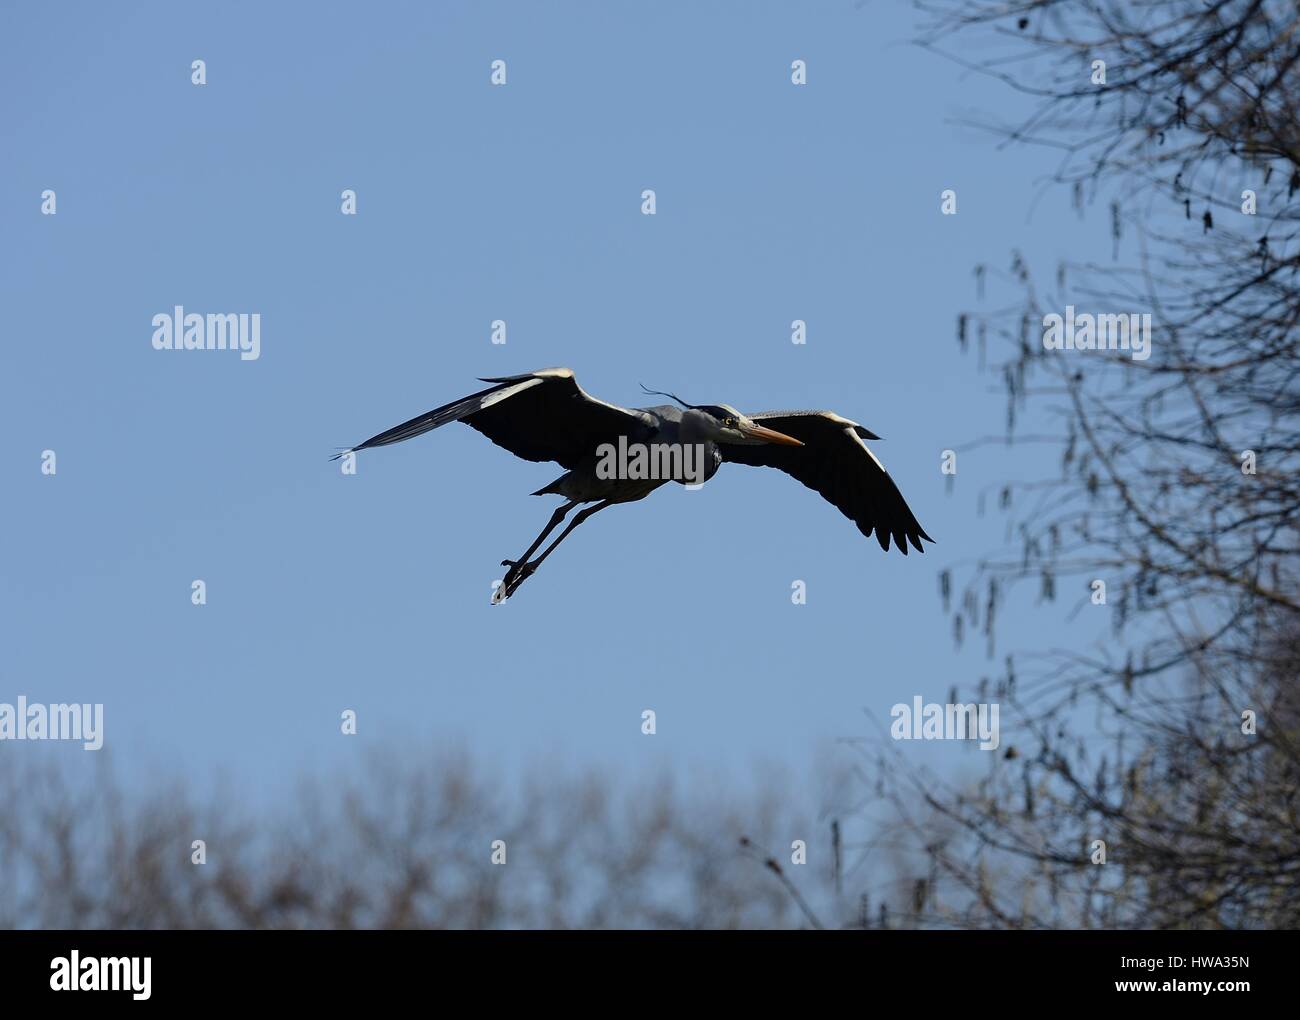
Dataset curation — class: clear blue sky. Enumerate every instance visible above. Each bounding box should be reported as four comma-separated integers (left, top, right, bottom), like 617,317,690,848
1,1,1111,805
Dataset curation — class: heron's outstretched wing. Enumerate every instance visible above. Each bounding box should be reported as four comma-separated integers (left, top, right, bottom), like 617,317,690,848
721,410,934,554
334,367,652,469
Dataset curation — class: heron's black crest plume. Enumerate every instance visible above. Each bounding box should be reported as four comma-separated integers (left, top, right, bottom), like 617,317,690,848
639,384,692,409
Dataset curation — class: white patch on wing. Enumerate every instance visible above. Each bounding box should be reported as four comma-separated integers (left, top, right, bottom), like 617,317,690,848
480,377,545,408
572,379,653,425
822,411,863,429
845,425,885,471
486,368,649,427
754,409,864,429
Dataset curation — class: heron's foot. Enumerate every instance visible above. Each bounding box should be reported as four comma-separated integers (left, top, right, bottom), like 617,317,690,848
493,560,537,603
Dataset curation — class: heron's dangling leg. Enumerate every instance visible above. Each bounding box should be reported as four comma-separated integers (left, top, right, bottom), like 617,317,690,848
529,499,614,568
497,499,614,601
501,500,578,572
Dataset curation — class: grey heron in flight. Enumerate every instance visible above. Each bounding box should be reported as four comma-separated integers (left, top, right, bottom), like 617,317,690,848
335,368,933,602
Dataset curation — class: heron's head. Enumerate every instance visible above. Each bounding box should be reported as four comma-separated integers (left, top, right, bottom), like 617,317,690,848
683,404,804,446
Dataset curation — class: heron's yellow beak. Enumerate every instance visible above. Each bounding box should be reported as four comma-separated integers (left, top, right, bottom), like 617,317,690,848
742,422,804,446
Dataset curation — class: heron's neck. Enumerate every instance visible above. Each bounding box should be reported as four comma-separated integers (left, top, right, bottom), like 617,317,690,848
677,409,712,444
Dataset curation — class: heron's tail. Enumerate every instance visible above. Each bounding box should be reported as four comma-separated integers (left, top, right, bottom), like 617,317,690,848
531,477,566,497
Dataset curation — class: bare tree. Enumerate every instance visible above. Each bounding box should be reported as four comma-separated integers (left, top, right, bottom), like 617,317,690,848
840,0,1300,929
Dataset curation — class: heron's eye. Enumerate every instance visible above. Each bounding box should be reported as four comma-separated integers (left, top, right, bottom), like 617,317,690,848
724,417,736,427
